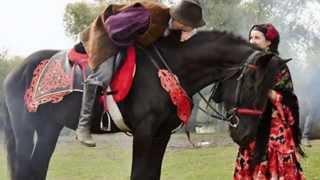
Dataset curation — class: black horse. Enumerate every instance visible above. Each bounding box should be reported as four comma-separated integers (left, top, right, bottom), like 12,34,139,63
1,30,283,180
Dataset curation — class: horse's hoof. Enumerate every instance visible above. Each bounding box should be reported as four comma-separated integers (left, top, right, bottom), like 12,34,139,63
302,138,312,147
76,135,96,147
80,141,96,147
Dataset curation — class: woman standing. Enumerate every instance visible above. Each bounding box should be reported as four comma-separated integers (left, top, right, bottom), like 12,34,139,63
233,23,305,180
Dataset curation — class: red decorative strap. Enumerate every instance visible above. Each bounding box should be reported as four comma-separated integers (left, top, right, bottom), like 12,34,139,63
236,108,263,116
247,64,257,70
158,69,192,123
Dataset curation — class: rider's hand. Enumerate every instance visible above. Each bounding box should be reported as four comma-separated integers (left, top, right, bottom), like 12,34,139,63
180,30,196,42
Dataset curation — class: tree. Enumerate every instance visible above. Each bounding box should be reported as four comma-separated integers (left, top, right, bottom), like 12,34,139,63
203,0,269,36
63,0,161,39
0,51,23,97
63,2,104,40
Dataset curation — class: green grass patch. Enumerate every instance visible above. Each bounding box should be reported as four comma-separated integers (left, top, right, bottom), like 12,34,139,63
1,135,320,180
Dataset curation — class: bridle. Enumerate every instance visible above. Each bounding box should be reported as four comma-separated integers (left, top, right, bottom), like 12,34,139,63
197,50,265,128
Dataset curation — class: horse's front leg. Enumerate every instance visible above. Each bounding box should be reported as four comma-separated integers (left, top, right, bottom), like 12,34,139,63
130,121,171,180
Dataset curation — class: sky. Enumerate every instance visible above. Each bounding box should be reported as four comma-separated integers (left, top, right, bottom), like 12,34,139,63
0,0,75,57
0,0,181,57
1,0,318,57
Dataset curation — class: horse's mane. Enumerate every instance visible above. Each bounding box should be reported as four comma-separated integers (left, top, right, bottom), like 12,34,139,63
158,30,250,50
189,30,249,46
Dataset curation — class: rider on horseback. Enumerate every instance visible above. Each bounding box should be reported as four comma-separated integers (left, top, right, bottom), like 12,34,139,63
75,0,206,147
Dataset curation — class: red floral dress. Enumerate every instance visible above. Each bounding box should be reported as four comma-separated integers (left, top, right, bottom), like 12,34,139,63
233,65,305,180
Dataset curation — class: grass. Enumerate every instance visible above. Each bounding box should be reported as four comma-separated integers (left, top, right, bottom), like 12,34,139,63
1,133,320,180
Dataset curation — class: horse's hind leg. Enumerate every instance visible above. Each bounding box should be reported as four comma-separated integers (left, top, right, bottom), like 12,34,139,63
3,115,16,179
11,115,35,180
31,120,63,180
130,124,171,180
2,99,17,179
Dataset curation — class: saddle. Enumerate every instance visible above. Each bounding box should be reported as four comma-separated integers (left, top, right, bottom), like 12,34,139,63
25,45,193,131
24,47,136,132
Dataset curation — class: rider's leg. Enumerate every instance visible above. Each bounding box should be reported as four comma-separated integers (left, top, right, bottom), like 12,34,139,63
76,56,116,147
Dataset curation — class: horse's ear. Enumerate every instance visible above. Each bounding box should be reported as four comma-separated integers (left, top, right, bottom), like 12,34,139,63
256,53,274,68
283,58,292,63
280,58,292,67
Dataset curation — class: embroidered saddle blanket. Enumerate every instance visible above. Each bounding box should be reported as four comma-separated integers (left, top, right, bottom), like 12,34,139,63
25,47,136,113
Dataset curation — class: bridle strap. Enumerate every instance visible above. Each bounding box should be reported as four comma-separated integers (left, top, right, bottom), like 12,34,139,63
236,108,263,116
234,50,261,107
197,91,228,121
152,44,174,73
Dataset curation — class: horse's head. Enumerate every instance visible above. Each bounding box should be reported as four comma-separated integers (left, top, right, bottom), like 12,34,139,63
158,30,284,147
214,52,283,147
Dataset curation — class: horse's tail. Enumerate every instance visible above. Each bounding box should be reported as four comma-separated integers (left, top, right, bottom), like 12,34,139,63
0,96,16,179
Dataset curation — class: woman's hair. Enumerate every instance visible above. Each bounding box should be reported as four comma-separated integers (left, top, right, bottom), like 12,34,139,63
249,23,280,54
